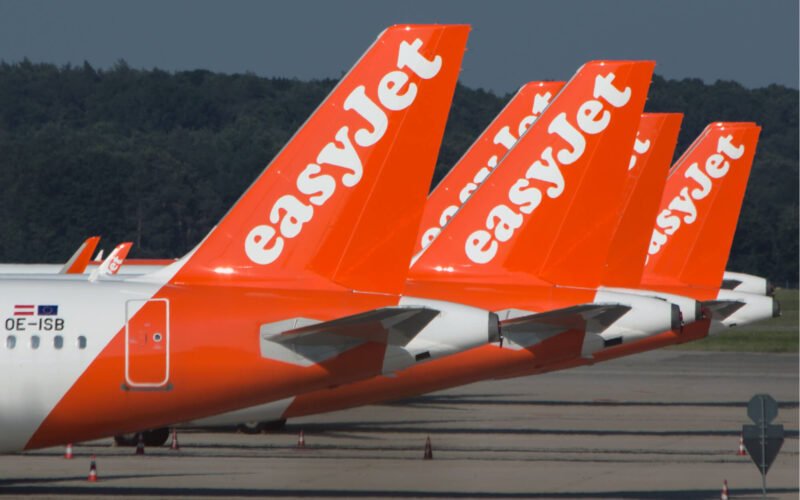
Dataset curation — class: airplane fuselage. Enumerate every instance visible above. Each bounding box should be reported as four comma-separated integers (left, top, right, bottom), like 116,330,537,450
0,275,467,452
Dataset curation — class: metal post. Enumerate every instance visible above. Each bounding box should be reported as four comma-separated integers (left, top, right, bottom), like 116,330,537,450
760,397,766,500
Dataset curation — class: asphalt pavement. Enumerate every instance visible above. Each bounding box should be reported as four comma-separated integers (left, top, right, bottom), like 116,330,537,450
1,350,797,499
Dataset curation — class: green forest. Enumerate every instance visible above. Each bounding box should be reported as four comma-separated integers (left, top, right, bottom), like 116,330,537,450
0,60,797,285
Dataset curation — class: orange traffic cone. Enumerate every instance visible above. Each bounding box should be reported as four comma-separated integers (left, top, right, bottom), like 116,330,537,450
720,479,729,500
135,432,145,455
64,443,74,459
423,436,433,460
169,428,180,451
87,455,98,482
297,430,306,447
737,433,747,455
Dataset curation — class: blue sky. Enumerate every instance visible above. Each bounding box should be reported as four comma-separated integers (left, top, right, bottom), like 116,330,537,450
0,0,797,94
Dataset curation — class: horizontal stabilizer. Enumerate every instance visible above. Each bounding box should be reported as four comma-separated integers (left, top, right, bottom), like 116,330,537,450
499,303,631,348
260,307,440,366
701,300,746,321
720,279,743,290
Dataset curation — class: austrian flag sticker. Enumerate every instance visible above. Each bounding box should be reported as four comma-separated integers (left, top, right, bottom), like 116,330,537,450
13,305,58,316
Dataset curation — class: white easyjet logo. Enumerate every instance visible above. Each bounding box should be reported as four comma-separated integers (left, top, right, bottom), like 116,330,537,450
108,257,123,273
628,134,651,171
419,91,555,250
464,73,633,265
245,39,443,265
647,133,745,256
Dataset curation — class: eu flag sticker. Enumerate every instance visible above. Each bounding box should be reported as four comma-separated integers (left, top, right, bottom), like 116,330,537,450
38,305,58,316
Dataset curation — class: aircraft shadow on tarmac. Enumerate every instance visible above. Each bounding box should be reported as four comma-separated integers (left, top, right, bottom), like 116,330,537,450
283,421,800,439
0,471,225,486
384,394,800,409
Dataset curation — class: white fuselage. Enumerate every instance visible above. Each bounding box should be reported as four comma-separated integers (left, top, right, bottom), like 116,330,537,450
0,277,163,452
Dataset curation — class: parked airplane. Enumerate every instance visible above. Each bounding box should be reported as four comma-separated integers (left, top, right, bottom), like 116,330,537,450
640,122,776,328
0,24,511,453
544,121,777,374
191,62,693,429
195,113,777,433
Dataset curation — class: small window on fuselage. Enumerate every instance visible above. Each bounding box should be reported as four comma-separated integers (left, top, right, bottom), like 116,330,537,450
54,335,63,349
6,335,15,349
77,336,87,349
31,335,40,349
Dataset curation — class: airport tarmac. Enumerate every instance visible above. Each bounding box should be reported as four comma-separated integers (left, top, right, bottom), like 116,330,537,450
1,350,797,499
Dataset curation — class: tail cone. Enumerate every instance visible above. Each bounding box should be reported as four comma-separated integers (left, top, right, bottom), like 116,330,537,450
170,428,180,451
87,455,98,482
423,436,433,460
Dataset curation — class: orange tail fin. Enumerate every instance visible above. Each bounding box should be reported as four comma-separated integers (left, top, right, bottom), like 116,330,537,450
89,242,133,281
601,113,683,287
102,242,133,276
412,61,654,288
642,122,760,288
416,81,565,254
59,236,100,274
171,25,469,295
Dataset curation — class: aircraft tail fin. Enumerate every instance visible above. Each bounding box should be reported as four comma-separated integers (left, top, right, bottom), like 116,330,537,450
171,25,469,295
59,236,100,274
642,122,760,289
412,61,655,289
415,80,566,254
89,242,132,281
601,113,683,287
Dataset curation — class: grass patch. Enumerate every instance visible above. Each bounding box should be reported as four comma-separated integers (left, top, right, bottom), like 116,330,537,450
671,288,798,353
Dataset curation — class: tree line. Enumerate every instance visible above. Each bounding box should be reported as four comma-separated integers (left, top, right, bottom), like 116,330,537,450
0,60,796,285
